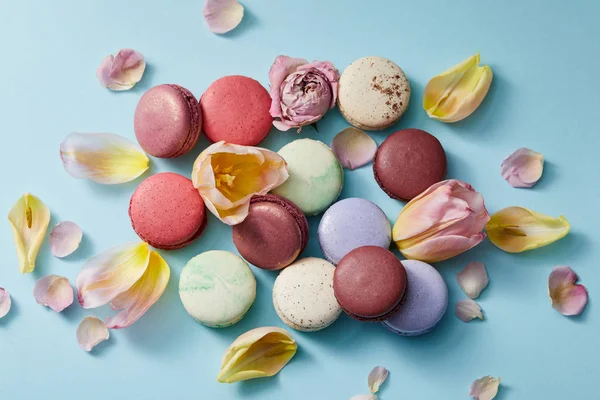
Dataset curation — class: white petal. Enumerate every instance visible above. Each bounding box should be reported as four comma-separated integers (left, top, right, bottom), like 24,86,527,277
0,288,11,319
50,221,83,258
77,316,110,352
455,298,483,322
33,275,74,312
331,127,377,170
203,0,244,34
470,376,500,399
368,366,389,394
350,395,378,400
457,262,489,299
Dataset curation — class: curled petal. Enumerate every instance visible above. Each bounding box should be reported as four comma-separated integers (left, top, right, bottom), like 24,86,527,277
368,366,389,394
60,133,150,185
217,326,297,383
470,376,500,400
8,193,51,274
548,266,588,316
455,298,483,322
486,207,570,253
331,127,377,170
77,316,110,352
457,262,489,299
350,396,378,400
0,288,11,319
96,49,145,91
33,275,74,312
203,0,244,34
50,221,83,258
501,148,544,188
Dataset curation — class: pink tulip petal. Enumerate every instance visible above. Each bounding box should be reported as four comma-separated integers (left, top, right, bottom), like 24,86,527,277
457,262,489,299
470,376,500,400
549,266,588,316
400,233,486,263
331,127,377,170
455,298,483,322
203,0,244,34
50,221,83,258
96,49,145,91
77,316,110,352
368,366,389,394
33,275,74,312
0,288,11,319
501,148,544,188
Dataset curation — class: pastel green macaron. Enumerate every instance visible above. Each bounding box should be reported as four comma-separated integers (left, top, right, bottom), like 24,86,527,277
272,139,344,215
179,250,256,328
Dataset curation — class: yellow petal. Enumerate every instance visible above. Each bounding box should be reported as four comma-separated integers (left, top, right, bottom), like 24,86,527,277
485,207,570,253
423,53,493,123
8,193,51,273
217,326,297,383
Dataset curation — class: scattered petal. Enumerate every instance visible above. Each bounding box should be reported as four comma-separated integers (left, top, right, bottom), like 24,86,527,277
331,127,377,170
457,262,489,299
368,366,389,394
77,316,110,352
470,376,501,400
33,275,74,312
217,326,297,383
486,207,570,253
350,395,378,400
50,221,83,258
455,298,483,322
0,288,11,319
8,193,51,274
96,49,145,91
549,266,588,316
501,148,544,188
203,0,244,34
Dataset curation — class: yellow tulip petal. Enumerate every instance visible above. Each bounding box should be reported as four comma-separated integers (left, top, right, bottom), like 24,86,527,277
8,193,51,273
423,53,493,123
485,207,570,253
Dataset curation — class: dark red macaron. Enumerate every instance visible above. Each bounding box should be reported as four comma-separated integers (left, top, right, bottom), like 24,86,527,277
232,194,309,270
373,128,447,201
129,172,207,250
333,246,407,322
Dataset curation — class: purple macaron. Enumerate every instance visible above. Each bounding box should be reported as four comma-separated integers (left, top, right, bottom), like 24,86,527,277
318,198,391,265
382,260,448,336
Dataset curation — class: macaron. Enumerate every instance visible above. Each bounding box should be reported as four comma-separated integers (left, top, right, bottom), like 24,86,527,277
232,194,309,270
273,257,342,332
134,84,202,158
333,246,407,322
373,128,447,201
338,56,411,131
272,139,344,216
200,75,272,146
179,250,256,328
383,260,448,336
129,172,207,250
318,198,392,265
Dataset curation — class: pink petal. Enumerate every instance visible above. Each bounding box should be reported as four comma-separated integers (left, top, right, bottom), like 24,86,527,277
203,0,244,34
50,221,83,258
268,56,308,120
96,49,145,91
501,147,544,188
0,288,11,319
455,298,483,322
76,316,110,352
548,266,588,316
331,127,377,170
400,233,486,263
470,376,500,400
33,275,74,312
368,366,389,394
457,262,489,299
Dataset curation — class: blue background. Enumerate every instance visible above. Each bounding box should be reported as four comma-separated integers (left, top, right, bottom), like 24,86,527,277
1,1,598,399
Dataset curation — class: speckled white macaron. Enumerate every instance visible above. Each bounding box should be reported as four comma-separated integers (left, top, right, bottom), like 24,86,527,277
272,257,342,332
338,56,411,130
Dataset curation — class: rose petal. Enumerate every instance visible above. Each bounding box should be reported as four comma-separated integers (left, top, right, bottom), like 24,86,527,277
486,207,570,253
368,366,389,394
60,132,150,185
549,266,588,316
0,288,11,319
457,262,489,299
455,298,483,322
501,148,544,188
350,395,378,400
331,127,377,170
96,49,145,91
77,316,110,352
33,275,74,312
203,0,244,34
50,221,83,258
470,376,500,400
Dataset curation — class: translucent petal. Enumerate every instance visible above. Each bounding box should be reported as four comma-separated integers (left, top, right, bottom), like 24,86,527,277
203,0,244,34
368,366,389,394
77,316,110,352
457,262,489,299
0,288,11,319
501,148,544,188
455,298,483,322
50,221,83,258
33,275,74,312
96,49,145,91
548,266,588,316
469,376,500,400
331,127,377,170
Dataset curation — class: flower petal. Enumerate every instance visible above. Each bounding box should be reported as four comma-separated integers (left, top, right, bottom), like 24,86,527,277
368,366,389,394
350,395,378,400
486,207,570,253
0,288,11,319
548,266,588,316
96,49,145,91
50,221,83,258
331,127,377,170
33,275,74,312
8,193,51,274
60,133,150,185
105,251,170,329
470,376,500,400
455,298,483,322
77,316,110,352
457,262,489,299
203,0,244,34
501,148,544,188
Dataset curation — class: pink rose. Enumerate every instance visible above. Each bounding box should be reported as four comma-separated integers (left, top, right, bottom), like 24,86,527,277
269,55,340,132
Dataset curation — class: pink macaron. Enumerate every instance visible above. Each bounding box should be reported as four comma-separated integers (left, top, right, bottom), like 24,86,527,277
200,75,273,146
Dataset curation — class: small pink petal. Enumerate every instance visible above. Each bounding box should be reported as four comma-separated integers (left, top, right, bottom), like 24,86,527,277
33,275,74,312
367,366,389,394
455,298,483,322
0,288,11,319
548,266,588,316
203,0,244,34
457,261,489,299
331,127,378,170
350,395,378,400
501,147,544,188
77,316,110,352
50,221,83,258
96,49,145,91
470,376,500,399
